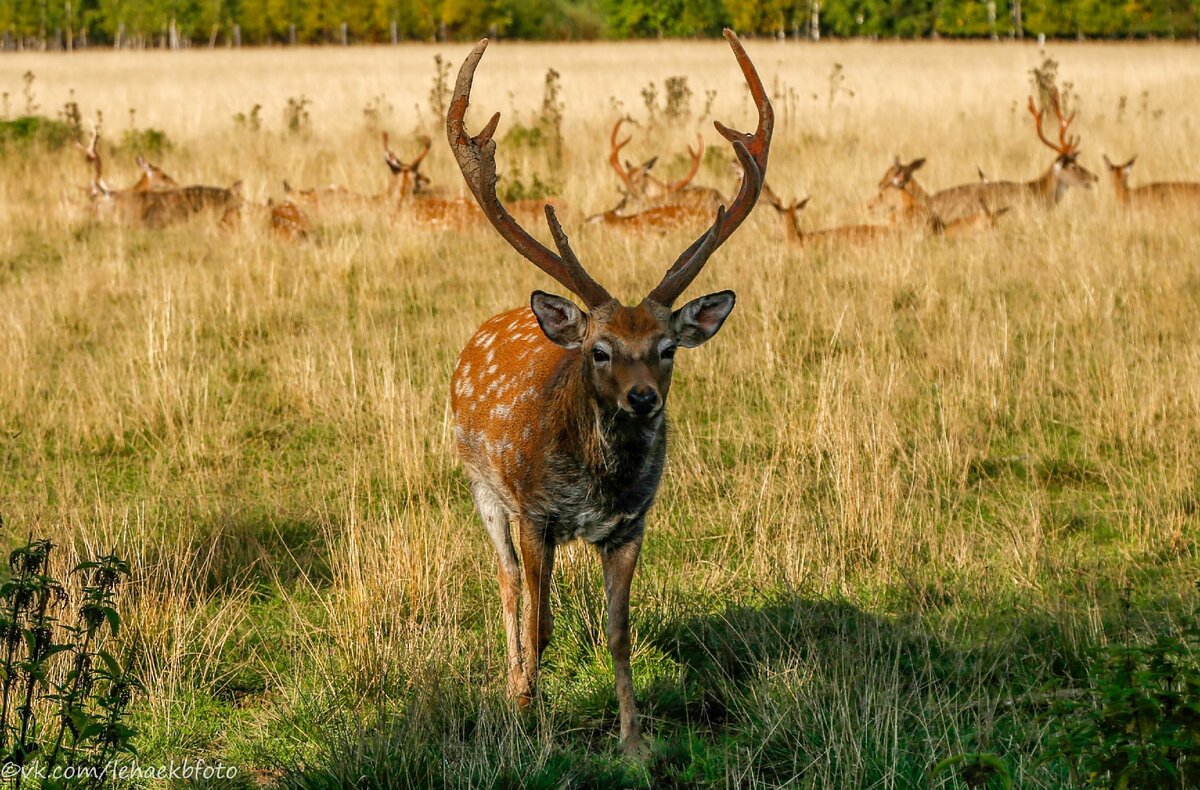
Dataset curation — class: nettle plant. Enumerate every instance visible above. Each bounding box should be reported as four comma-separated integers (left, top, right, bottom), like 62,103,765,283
1042,622,1200,789
0,536,140,781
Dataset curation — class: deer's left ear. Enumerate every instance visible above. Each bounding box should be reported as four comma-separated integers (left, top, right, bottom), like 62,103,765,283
671,290,736,348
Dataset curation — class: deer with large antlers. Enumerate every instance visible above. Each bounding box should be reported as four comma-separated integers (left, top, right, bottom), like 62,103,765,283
447,29,771,756
929,91,1096,222
1102,154,1200,210
587,118,724,225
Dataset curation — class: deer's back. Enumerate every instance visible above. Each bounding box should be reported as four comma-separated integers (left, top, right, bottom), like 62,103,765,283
932,182,1028,222
1131,182,1200,207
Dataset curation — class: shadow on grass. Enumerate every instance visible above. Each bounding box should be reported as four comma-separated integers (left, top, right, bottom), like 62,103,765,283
267,589,1119,789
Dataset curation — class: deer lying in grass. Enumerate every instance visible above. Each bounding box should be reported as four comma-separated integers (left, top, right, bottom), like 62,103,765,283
1103,154,1200,210
868,157,1009,236
79,127,242,227
77,125,178,198
447,28,771,756
587,118,724,225
767,188,898,246
928,91,1096,222
266,199,313,241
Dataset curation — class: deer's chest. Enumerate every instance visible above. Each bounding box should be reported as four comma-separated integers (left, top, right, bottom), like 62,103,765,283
540,429,666,548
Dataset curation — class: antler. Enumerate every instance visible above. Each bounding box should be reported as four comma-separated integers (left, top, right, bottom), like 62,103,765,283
1028,90,1079,156
411,135,432,169
609,118,633,191
75,123,102,182
666,134,704,192
645,29,773,307
447,39,613,308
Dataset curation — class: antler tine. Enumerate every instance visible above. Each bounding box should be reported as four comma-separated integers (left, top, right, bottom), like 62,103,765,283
1027,95,1062,155
609,118,633,189
447,39,612,308
411,135,433,168
76,123,102,182
646,29,773,308
666,134,704,191
1047,89,1079,153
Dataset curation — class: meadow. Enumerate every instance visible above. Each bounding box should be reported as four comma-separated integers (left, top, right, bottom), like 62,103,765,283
1,38,1199,788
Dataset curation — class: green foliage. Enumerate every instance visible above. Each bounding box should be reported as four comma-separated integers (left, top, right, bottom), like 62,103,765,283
499,168,559,201
0,0,1195,43
0,116,75,151
117,127,173,155
0,537,140,781
1041,623,1200,789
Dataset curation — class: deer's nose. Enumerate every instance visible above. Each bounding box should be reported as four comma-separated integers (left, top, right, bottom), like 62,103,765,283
626,386,659,415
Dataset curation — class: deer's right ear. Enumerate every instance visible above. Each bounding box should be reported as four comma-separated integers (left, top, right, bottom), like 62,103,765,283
531,291,587,349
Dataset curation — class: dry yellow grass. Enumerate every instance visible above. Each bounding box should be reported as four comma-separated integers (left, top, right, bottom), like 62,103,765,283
1,39,1199,787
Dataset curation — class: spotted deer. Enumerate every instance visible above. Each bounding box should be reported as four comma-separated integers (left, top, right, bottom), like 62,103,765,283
929,91,1097,222
446,29,771,756
1103,154,1200,210
76,125,178,199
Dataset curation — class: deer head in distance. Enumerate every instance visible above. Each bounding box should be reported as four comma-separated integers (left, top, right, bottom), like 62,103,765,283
446,29,772,756
1026,90,1098,199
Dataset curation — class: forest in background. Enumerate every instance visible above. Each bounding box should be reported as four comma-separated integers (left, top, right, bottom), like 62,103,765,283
2,0,1200,50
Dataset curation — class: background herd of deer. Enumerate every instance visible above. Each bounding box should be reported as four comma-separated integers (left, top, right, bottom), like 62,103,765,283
69,54,1200,249
4,35,1200,788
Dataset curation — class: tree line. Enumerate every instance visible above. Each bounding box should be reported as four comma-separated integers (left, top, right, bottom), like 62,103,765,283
2,0,1199,50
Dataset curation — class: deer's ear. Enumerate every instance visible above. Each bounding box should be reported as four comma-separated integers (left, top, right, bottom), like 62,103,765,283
671,290,735,349
531,291,587,349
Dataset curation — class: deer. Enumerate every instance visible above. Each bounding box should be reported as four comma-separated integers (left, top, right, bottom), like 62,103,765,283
1102,154,1200,210
76,125,178,200
867,157,1009,236
446,28,771,757
766,187,897,246
266,198,313,241
929,91,1097,223
587,118,724,224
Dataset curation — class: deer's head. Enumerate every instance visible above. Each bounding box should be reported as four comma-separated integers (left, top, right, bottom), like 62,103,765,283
1102,153,1137,190
1029,92,1098,193
867,156,927,219
448,30,772,421
383,132,433,198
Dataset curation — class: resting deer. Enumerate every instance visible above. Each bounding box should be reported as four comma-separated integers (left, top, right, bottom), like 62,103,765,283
868,157,1009,236
76,125,177,198
447,29,772,756
587,118,723,224
266,198,313,241
766,187,897,246
1103,154,1200,210
930,91,1096,222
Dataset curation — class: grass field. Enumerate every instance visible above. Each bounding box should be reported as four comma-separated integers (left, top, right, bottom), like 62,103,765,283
1,38,1199,788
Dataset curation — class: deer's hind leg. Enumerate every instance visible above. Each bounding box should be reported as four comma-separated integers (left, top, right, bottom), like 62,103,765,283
470,481,527,699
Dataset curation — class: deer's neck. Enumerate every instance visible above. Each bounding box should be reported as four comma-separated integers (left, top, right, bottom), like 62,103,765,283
1028,161,1066,205
1111,175,1130,205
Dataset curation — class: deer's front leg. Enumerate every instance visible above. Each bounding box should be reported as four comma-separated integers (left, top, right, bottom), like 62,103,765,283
600,533,646,757
518,521,555,702
473,483,526,699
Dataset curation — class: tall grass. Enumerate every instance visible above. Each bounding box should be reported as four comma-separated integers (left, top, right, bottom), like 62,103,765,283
1,40,1198,787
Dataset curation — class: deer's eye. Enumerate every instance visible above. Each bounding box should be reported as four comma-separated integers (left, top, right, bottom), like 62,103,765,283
591,347,611,364
660,345,677,361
